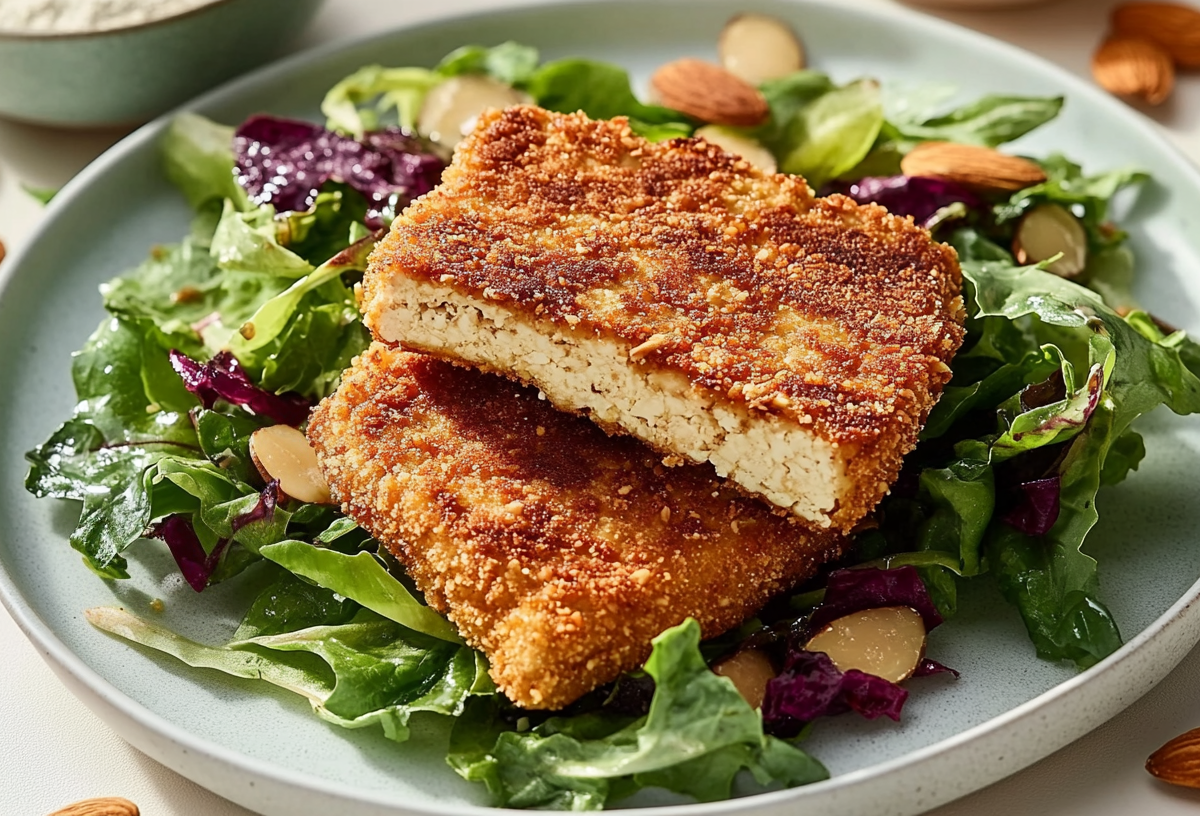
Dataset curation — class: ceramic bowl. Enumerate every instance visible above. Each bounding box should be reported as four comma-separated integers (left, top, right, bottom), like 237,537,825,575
0,0,326,127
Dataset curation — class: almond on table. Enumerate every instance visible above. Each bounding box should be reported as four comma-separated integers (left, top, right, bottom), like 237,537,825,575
1092,35,1174,106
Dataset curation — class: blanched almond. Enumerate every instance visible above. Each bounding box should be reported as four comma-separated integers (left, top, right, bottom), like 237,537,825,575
1147,727,1200,788
418,76,531,149
718,13,805,85
900,142,1046,193
1013,203,1089,278
713,648,776,708
695,125,778,173
249,425,332,505
805,605,926,683
651,59,770,127
1092,36,1174,105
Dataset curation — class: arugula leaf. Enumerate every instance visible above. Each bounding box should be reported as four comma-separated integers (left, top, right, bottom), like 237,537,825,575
435,42,540,85
450,619,826,809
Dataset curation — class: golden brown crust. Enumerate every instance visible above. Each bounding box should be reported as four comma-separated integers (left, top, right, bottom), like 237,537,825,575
307,345,845,709
363,106,965,531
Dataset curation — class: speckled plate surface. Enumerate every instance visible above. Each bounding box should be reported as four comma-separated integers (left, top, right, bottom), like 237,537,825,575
2,1,1200,814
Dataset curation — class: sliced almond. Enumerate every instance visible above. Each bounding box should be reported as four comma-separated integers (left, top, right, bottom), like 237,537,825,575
694,125,778,173
1013,203,1089,278
1147,727,1200,788
1113,2,1200,68
48,797,140,816
718,13,805,85
418,76,532,150
650,58,770,127
713,648,776,709
1092,36,1174,105
249,424,333,505
900,141,1046,193
805,605,927,683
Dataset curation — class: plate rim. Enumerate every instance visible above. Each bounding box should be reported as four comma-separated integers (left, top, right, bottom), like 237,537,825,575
3,1,1200,814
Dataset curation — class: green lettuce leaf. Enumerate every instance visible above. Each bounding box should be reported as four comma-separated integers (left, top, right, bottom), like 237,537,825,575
88,573,490,742
162,113,248,211
772,78,883,187
259,540,462,643
209,200,313,278
885,94,1063,148
321,65,442,136
435,42,540,85
450,619,826,809
525,59,695,139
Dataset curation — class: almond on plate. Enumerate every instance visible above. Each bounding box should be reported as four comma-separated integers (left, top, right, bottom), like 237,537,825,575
900,141,1047,193
650,58,770,127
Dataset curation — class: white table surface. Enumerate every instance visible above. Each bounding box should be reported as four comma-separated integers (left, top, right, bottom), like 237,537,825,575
4,0,1200,813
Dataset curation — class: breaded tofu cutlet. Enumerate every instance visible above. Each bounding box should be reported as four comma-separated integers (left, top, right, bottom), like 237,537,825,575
362,105,965,533
307,344,845,709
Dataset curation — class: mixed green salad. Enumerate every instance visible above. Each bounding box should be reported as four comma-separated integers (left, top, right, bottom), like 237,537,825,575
26,39,1200,810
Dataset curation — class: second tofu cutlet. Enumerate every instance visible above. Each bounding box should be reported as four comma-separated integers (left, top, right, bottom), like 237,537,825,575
362,105,965,533
307,344,845,710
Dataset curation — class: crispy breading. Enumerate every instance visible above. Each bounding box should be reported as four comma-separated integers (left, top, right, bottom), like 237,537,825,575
307,344,845,709
362,105,965,532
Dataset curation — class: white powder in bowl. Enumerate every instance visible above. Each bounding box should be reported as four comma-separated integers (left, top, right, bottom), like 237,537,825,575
0,0,219,33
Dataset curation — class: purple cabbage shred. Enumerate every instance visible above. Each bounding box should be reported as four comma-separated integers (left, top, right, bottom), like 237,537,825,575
1001,476,1062,536
233,115,445,228
808,566,943,633
149,515,228,593
231,480,280,533
833,175,985,228
913,658,961,679
169,350,311,427
762,650,908,737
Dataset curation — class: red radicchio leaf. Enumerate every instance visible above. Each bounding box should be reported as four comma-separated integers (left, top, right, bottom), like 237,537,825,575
233,115,445,228
1001,476,1062,536
168,350,311,427
808,566,943,633
761,650,908,737
830,175,985,228
231,480,280,534
149,515,228,593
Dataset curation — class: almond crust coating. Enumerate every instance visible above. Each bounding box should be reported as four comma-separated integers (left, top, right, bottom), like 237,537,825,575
362,106,966,531
307,345,845,709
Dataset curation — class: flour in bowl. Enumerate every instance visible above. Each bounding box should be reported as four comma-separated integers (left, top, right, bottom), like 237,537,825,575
0,0,218,33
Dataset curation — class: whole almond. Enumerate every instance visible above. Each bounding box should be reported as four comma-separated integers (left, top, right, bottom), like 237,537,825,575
900,142,1047,193
48,797,139,816
1093,36,1175,104
1147,727,1200,787
1112,2,1200,67
650,58,770,127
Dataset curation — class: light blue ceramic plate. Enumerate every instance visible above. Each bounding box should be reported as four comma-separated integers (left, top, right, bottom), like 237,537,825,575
2,2,1199,815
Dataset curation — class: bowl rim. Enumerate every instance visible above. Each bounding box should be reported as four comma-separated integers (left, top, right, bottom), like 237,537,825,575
0,0,240,42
